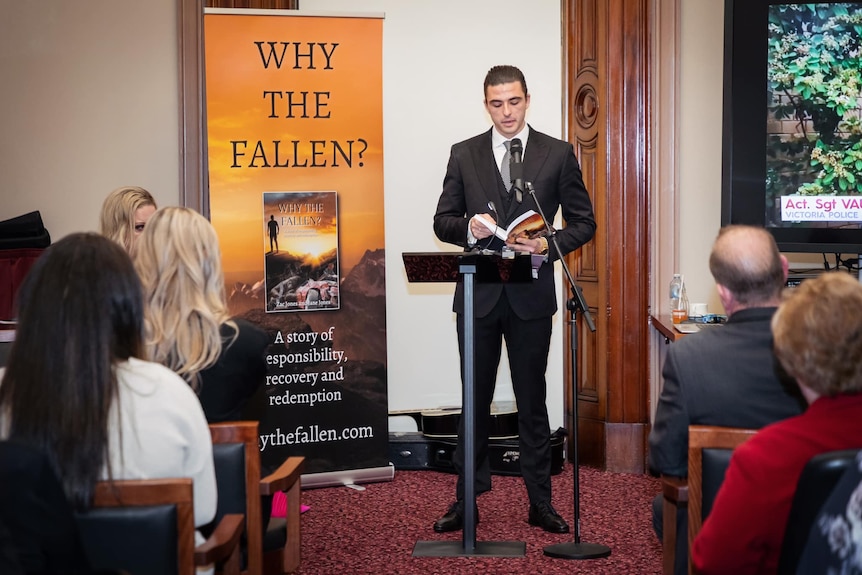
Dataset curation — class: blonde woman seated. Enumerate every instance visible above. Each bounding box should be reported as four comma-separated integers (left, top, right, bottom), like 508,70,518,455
0,233,216,541
99,185,157,255
135,207,268,423
692,272,862,575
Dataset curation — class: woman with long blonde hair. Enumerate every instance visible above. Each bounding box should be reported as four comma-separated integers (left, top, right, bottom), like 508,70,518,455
99,186,157,256
134,207,268,422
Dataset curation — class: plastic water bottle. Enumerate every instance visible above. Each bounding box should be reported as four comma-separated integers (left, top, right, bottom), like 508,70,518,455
669,273,683,311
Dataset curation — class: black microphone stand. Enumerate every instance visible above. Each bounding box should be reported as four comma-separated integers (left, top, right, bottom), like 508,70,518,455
525,182,611,561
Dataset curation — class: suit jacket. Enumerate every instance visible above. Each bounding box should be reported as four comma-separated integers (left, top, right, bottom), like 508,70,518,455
433,127,595,319
647,307,806,478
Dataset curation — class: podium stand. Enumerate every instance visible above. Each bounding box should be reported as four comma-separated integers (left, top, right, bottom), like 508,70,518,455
402,251,534,558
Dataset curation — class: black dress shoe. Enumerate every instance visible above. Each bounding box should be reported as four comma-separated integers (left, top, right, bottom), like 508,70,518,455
433,500,479,533
528,501,570,533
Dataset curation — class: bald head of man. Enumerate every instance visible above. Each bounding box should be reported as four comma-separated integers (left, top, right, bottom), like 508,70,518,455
708,225,789,316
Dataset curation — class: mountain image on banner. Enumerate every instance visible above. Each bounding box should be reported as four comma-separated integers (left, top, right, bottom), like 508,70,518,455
263,191,340,313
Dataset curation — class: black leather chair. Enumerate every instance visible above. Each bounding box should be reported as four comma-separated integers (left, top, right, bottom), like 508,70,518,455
76,478,243,575
0,439,242,575
209,439,255,572
209,421,305,575
661,425,757,575
777,449,861,575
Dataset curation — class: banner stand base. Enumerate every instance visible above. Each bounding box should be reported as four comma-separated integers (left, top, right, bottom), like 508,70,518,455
301,464,394,490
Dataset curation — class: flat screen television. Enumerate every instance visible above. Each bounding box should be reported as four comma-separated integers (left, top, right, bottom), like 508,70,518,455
722,1,862,253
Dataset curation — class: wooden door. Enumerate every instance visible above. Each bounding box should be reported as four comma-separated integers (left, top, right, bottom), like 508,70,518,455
563,0,651,472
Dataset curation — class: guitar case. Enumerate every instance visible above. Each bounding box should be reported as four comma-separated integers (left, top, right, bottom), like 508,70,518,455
389,427,566,477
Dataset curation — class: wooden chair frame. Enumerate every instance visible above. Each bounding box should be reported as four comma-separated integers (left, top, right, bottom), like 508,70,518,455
209,421,305,575
90,478,243,575
660,475,687,575
661,425,757,575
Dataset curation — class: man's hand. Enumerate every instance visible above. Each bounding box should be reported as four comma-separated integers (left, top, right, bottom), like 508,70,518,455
470,213,496,240
509,236,546,254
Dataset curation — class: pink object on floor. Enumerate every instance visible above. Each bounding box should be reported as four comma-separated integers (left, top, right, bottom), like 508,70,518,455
271,490,310,517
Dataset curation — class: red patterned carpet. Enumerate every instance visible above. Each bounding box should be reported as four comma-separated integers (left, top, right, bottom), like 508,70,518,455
297,465,662,574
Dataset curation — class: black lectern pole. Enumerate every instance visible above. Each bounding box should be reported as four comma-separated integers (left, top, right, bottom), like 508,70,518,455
407,253,525,558
461,259,477,550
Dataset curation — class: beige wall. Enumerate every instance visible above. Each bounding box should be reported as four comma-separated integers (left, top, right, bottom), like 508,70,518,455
676,0,724,313
0,0,180,239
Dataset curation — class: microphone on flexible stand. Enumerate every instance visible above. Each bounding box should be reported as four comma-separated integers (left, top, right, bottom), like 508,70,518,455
510,138,524,204
487,200,500,230
523,181,606,562
473,201,501,253
476,201,500,253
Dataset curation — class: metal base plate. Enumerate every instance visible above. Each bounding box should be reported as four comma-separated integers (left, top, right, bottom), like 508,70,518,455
543,541,612,560
412,540,526,557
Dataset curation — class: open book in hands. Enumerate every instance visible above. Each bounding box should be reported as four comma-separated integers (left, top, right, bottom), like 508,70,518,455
476,210,548,245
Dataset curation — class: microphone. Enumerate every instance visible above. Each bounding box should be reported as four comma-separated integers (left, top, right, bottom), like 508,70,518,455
487,200,499,224
475,201,500,252
509,138,524,204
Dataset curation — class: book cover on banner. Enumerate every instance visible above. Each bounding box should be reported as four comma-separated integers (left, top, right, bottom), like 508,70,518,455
263,191,340,313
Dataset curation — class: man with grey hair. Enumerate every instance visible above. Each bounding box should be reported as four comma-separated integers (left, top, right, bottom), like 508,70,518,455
647,225,806,575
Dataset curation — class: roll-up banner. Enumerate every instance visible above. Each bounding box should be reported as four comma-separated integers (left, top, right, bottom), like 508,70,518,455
204,9,389,486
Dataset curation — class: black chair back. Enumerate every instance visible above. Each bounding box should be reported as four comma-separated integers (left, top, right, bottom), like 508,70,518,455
211,439,253,570
75,479,196,575
212,442,249,521
210,436,277,565
777,449,861,574
701,448,734,520
76,505,179,575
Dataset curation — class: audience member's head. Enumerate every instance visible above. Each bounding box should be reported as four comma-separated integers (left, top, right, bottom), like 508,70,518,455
99,186,157,256
772,272,862,401
709,225,788,315
0,233,144,508
134,206,233,390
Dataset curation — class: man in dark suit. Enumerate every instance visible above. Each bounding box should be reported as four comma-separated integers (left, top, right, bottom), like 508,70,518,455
432,65,596,534
648,225,806,575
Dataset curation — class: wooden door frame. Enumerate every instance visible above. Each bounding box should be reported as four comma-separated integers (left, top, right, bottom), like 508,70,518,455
563,0,653,472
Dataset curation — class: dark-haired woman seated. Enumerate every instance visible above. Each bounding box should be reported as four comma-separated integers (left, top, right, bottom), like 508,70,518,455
0,233,216,565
